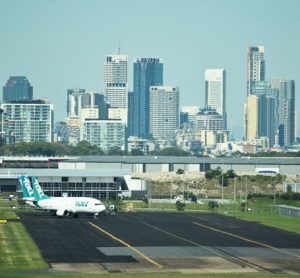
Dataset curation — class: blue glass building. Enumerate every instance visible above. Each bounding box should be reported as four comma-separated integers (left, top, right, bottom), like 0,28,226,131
133,58,163,139
3,76,33,103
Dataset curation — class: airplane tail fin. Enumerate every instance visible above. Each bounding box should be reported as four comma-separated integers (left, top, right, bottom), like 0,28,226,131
19,175,35,199
31,176,50,201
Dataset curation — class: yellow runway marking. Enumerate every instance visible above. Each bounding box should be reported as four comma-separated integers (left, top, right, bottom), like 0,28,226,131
88,222,162,268
193,221,300,259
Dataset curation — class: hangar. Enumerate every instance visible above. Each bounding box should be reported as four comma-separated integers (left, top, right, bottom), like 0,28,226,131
58,156,300,175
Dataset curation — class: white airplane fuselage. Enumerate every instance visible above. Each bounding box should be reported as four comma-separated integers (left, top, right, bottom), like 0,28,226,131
37,197,106,216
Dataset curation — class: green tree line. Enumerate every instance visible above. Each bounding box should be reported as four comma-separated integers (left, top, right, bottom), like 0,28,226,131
0,142,192,157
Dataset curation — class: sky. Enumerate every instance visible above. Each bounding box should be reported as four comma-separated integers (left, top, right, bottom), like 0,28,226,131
1,0,300,139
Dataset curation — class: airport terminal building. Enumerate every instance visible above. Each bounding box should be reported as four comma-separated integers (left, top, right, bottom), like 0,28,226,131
0,168,147,199
1,155,300,198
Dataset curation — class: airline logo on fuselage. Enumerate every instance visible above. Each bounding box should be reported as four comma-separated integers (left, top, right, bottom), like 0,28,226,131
24,177,34,196
33,179,45,199
75,201,89,207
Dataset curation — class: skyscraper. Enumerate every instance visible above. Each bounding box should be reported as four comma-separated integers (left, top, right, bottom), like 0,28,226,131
128,91,134,136
67,88,86,117
270,79,295,146
247,46,265,95
149,86,179,140
245,95,258,140
133,58,163,138
3,76,33,103
104,54,128,109
205,69,226,129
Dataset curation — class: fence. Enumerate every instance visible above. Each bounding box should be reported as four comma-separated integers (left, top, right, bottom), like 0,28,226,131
278,205,300,217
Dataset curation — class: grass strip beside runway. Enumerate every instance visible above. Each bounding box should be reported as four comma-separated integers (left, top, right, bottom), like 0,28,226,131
229,212,300,234
0,221,48,271
0,200,47,271
0,273,297,278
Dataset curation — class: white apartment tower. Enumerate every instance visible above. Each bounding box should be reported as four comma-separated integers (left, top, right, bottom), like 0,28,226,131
149,86,179,140
205,69,226,129
104,54,128,109
1,100,53,143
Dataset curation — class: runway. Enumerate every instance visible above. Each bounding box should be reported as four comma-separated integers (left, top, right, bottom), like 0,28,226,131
20,211,300,274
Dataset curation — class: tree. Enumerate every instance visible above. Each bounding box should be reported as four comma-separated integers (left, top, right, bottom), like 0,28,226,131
226,169,236,179
107,146,125,155
175,200,185,211
176,169,184,175
70,141,104,155
208,200,219,211
219,174,229,187
154,147,190,156
131,149,144,156
205,170,214,179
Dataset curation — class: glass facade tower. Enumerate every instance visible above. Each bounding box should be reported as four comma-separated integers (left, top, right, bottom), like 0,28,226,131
133,58,163,138
3,76,33,103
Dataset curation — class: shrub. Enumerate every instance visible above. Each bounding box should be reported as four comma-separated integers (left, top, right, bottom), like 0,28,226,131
176,200,185,211
208,200,219,211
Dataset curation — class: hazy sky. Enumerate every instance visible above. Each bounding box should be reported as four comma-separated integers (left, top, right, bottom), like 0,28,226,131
1,0,299,138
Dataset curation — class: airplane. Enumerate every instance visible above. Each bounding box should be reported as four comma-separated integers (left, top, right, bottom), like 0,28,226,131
18,175,37,207
19,175,106,218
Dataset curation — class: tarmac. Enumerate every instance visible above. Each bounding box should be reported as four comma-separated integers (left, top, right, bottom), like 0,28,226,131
19,211,300,274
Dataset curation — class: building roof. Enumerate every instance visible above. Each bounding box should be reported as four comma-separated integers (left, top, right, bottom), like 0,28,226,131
62,155,300,165
0,168,131,178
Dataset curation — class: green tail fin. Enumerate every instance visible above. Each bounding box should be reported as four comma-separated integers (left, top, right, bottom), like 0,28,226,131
31,176,50,201
19,175,35,199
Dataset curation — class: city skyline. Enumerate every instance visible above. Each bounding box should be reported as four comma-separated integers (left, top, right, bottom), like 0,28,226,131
1,0,299,139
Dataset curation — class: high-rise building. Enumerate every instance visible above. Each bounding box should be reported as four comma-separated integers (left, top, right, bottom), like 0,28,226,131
128,91,134,136
245,95,258,140
67,88,86,117
1,100,53,143
205,69,226,128
247,46,265,95
81,119,126,152
270,79,295,146
3,76,33,103
104,54,128,109
248,81,278,146
133,58,163,138
149,86,179,140
196,107,224,131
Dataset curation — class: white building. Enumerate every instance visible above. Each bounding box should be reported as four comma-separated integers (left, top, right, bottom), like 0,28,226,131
127,136,155,155
104,54,128,109
108,108,128,125
80,107,99,122
65,116,80,145
67,88,86,117
81,119,126,152
205,69,226,128
196,107,224,131
149,86,179,140
1,100,53,143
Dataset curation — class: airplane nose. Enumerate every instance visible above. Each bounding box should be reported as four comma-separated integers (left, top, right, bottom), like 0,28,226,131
96,205,106,213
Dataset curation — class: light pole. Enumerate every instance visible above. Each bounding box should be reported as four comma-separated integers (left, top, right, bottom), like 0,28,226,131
221,158,224,200
148,179,151,209
272,179,276,205
234,176,236,203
